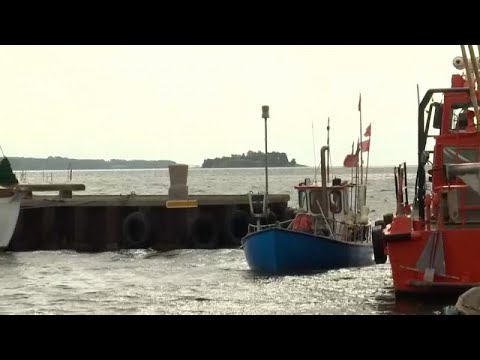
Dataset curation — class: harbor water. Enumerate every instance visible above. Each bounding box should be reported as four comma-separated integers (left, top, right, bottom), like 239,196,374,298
0,166,449,315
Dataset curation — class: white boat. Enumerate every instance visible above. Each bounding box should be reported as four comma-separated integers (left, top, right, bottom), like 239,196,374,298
0,188,22,251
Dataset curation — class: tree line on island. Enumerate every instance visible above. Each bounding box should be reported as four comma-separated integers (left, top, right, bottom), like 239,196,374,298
202,151,303,168
1,151,303,171
6,156,176,171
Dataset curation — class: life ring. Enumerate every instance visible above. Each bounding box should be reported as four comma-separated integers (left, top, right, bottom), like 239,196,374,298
122,211,151,249
190,214,219,249
229,210,250,244
372,227,387,264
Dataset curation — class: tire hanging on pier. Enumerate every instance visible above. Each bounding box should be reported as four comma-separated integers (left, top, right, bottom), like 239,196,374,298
281,207,296,221
122,211,151,249
229,210,251,244
190,214,219,249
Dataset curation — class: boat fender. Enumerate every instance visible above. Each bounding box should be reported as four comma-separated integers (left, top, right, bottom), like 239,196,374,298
229,210,250,243
375,219,386,229
191,214,219,249
383,213,394,226
372,227,387,264
122,211,151,249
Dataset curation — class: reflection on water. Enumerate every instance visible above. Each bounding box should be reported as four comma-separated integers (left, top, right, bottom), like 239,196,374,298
0,249,452,315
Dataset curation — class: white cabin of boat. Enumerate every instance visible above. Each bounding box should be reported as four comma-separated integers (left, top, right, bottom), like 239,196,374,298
293,177,371,242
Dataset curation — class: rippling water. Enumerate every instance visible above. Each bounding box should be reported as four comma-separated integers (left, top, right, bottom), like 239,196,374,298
2,166,451,315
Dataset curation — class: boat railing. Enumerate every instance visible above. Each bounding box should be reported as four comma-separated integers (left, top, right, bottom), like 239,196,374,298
248,219,293,233
246,211,373,243
316,217,372,243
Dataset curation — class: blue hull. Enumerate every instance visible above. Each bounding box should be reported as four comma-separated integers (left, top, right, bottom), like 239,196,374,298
242,227,374,274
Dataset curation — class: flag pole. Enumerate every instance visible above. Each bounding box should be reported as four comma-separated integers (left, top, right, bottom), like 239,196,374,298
358,93,364,184
354,139,359,214
365,124,371,185
327,117,330,183
312,121,317,184
350,141,354,210
350,141,354,184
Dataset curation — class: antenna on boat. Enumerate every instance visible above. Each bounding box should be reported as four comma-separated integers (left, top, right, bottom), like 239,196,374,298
327,117,330,183
311,121,318,184
365,122,371,185
358,93,364,184
262,105,270,197
416,84,420,107
0,145,5,158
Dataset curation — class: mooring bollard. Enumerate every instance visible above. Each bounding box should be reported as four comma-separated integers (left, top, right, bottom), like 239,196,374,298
168,164,189,200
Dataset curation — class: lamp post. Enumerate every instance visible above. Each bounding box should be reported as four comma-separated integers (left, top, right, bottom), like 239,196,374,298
262,105,269,197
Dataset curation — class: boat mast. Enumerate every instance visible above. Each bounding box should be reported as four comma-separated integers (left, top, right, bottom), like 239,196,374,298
460,46,480,126
350,141,354,208
312,121,318,184
467,45,480,94
358,93,364,184
354,138,359,214
327,117,330,183
416,84,420,107
262,105,270,198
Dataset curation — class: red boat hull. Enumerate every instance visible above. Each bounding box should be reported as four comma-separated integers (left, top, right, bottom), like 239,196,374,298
382,58,480,296
387,228,480,295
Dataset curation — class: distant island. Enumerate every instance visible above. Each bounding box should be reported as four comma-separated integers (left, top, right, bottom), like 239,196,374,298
7,156,176,171
202,151,304,168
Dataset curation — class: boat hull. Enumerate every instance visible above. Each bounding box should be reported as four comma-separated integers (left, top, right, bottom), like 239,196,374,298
242,227,374,274
387,229,480,295
0,193,21,251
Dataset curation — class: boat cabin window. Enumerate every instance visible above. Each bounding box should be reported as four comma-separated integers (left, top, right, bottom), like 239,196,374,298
309,190,323,214
329,190,342,214
451,103,478,131
298,190,308,212
443,146,480,166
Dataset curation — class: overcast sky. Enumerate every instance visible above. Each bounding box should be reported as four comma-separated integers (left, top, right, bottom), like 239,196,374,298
0,45,463,166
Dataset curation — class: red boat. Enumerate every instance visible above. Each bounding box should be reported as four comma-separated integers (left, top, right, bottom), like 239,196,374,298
379,48,480,295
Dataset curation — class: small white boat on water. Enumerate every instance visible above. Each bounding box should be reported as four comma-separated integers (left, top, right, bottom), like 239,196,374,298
0,188,21,250
0,156,22,251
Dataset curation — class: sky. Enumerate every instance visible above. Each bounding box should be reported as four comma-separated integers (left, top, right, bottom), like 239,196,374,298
0,45,464,167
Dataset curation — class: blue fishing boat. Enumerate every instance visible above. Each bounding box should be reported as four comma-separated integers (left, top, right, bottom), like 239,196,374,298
242,106,383,274
242,227,375,273
242,146,378,273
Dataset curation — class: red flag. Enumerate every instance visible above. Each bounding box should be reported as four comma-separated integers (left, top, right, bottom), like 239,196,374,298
360,139,370,152
364,123,371,137
343,153,358,168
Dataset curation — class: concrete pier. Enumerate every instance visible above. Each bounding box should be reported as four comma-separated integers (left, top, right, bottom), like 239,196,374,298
7,164,291,252
9,193,290,252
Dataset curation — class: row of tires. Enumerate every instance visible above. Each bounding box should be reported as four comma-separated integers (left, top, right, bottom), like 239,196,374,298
121,208,294,249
